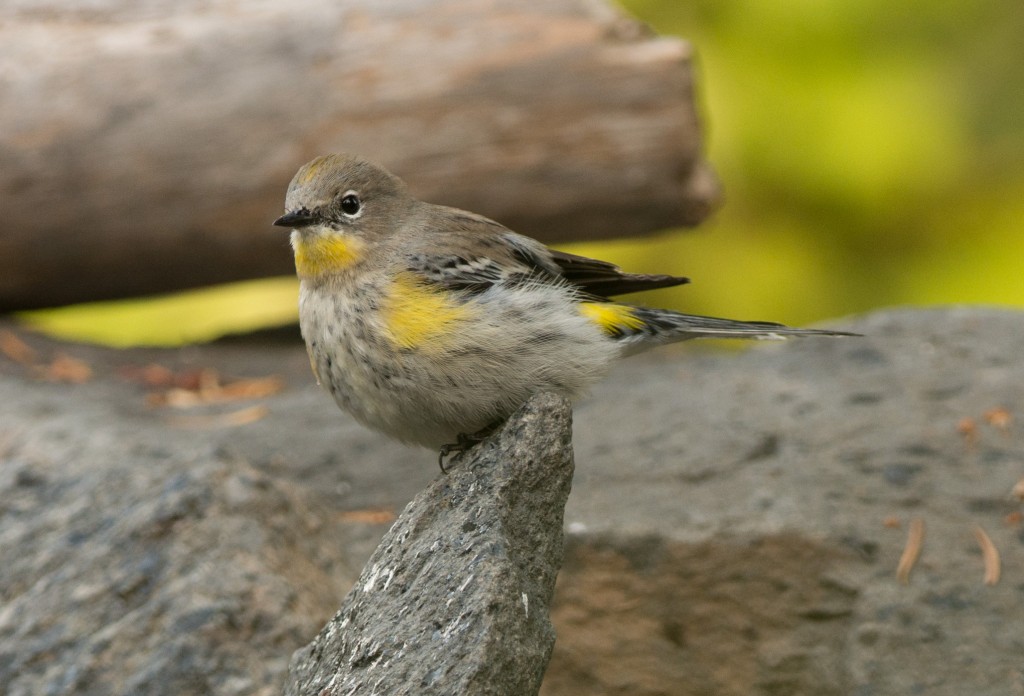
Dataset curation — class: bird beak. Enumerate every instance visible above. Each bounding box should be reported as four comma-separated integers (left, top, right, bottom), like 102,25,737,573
273,208,317,228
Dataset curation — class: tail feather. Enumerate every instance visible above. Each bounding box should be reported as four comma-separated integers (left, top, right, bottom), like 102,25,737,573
643,308,857,338
616,306,859,353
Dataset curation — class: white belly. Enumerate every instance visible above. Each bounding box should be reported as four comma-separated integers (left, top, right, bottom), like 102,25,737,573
299,279,618,448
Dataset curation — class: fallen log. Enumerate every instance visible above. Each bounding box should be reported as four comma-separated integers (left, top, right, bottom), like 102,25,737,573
0,0,717,311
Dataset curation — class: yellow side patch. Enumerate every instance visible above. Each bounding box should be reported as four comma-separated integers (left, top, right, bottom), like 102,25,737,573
579,302,645,335
293,234,364,278
382,273,471,350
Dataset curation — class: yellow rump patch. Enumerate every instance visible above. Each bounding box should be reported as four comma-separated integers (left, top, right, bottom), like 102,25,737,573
579,302,645,335
382,273,471,350
293,234,364,278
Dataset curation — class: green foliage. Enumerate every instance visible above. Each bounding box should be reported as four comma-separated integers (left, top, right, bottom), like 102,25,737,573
609,0,1024,323
19,278,300,347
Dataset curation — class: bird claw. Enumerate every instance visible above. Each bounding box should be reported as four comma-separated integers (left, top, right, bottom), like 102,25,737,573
437,423,500,473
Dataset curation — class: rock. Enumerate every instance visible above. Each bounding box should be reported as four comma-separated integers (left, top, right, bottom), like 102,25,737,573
0,336,371,696
284,392,574,696
546,306,1024,696
1,307,1022,696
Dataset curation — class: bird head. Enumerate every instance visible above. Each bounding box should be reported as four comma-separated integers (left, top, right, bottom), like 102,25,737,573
274,153,411,279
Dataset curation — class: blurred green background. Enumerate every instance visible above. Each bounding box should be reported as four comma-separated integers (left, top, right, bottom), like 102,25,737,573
605,0,1024,324
21,0,1024,346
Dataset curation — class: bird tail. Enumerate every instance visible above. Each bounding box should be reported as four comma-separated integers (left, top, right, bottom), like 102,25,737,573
582,303,858,355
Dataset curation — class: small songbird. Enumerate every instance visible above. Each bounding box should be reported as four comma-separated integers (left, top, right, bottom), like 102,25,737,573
274,154,853,464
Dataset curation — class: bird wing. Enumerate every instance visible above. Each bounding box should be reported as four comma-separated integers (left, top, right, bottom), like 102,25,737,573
403,207,688,299
544,248,689,299
499,233,689,299
405,251,520,294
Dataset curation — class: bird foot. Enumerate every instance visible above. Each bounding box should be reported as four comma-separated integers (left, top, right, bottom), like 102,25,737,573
437,422,501,473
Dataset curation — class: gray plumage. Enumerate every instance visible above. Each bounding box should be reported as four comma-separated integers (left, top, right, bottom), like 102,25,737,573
275,153,855,450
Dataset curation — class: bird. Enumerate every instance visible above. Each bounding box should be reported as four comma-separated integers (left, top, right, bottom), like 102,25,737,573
274,153,854,467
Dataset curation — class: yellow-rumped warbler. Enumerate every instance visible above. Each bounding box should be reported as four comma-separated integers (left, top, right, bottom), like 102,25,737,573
274,153,853,463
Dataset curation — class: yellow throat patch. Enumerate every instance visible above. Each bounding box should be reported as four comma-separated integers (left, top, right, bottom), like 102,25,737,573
292,233,364,278
579,302,645,335
382,273,471,351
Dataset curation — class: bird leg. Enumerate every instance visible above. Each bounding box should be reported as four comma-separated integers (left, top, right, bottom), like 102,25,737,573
437,422,501,473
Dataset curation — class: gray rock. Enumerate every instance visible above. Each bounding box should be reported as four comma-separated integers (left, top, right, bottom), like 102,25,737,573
547,306,1024,696
1,307,1023,696
0,337,368,696
284,392,574,696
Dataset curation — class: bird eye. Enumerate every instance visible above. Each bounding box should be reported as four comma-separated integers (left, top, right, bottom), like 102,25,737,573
340,193,361,216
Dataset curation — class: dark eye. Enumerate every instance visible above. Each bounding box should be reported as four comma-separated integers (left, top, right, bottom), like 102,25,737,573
340,193,361,216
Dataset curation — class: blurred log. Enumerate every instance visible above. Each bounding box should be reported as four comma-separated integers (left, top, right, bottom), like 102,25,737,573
0,0,718,311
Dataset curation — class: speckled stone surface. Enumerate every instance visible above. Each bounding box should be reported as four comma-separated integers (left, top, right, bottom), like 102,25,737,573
1,307,1022,696
284,392,573,696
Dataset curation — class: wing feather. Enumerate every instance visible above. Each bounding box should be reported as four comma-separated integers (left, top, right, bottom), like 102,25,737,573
402,208,688,299
546,249,689,299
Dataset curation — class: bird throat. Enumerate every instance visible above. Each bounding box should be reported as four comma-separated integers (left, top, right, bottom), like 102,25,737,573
291,231,364,278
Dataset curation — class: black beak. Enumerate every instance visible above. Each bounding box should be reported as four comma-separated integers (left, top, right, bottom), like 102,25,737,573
273,208,317,228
